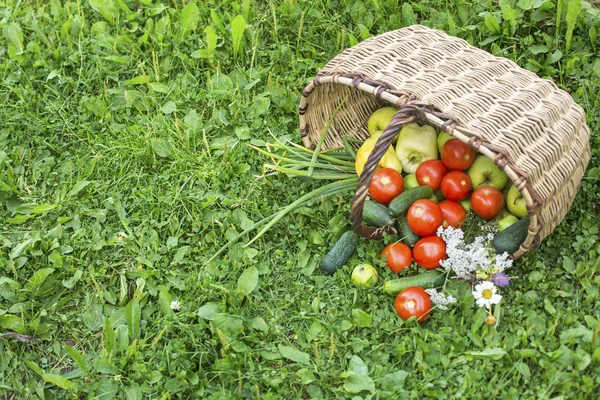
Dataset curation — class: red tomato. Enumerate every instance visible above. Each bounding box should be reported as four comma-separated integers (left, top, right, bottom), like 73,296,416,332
416,160,448,190
395,286,431,323
380,242,413,274
471,186,504,219
438,200,467,228
413,236,447,270
441,139,476,170
369,168,404,204
440,171,471,201
407,199,443,237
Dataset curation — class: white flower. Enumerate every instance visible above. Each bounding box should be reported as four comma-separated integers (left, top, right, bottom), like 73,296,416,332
170,300,181,311
472,281,502,309
425,289,457,310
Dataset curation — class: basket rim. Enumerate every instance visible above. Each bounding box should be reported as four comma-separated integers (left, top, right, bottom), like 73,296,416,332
299,72,543,259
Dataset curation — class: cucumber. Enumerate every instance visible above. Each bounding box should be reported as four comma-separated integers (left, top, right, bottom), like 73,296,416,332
492,215,531,254
388,186,434,217
383,270,446,296
362,200,394,227
396,215,420,247
320,230,360,275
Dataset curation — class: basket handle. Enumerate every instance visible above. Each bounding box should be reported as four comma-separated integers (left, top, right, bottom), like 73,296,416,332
349,104,424,239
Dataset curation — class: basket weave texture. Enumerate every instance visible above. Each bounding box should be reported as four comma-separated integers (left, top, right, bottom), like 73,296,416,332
298,25,591,259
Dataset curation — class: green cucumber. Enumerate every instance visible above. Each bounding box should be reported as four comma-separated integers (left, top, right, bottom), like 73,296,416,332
396,215,420,247
388,186,434,217
492,215,531,254
362,200,394,227
383,270,446,296
320,230,360,275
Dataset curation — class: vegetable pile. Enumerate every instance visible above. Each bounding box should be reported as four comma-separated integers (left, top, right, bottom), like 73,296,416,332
318,106,531,324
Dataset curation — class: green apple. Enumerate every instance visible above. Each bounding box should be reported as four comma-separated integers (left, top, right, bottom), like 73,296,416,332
368,107,398,136
506,185,528,218
497,214,519,231
437,131,454,153
460,198,471,213
467,156,509,190
351,264,379,288
404,173,419,189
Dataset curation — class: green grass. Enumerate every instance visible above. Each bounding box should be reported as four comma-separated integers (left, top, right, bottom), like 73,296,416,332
1,0,600,398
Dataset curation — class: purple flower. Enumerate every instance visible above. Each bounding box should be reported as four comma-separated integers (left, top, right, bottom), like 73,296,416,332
492,273,511,287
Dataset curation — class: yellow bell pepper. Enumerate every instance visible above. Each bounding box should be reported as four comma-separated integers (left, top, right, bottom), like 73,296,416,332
395,123,438,173
355,132,403,177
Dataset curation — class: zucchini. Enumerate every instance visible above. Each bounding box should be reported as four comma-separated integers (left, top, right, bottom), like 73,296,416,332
320,230,360,275
396,215,420,247
362,200,394,227
383,270,446,296
388,186,434,217
492,215,531,254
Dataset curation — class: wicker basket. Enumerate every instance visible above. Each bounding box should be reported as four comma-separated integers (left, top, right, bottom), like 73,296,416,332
298,25,590,259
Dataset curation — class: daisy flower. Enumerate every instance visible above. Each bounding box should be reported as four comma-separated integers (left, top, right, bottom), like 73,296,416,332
472,281,502,309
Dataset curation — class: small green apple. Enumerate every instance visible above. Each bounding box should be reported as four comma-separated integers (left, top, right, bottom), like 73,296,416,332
437,131,454,153
460,198,471,213
467,156,509,190
351,264,379,288
368,107,398,136
497,214,519,231
404,173,419,189
506,185,528,218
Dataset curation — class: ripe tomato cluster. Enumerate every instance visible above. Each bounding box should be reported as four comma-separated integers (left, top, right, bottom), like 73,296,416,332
373,138,510,323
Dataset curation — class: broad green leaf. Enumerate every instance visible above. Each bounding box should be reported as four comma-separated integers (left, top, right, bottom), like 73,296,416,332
205,26,217,55
104,317,116,354
158,289,173,314
67,181,91,198
466,347,507,360
351,309,372,328
25,361,77,390
125,75,150,85
546,50,563,64
180,3,200,36
212,313,244,336
43,373,78,390
25,268,55,293
231,15,246,58
9,238,34,259
3,23,24,55
401,3,416,25
560,325,592,344
65,346,90,375
296,368,316,385
88,0,119,23
565,0,582,53
94,358,117,374
151,139,172,158
514,361,531,378
149,82,169,93
125,300,141,340
484,13,501,35
0,314,25,333
344,373,375,394
278,345,310,365
160,101,177,114
31,204,57,214
237,266,259,294
210,10,226,33
348,355,369,375
197,303,222,320
381,370,409,392
529,45,549,54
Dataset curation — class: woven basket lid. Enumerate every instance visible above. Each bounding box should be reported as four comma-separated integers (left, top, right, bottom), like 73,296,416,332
298,25,591,258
